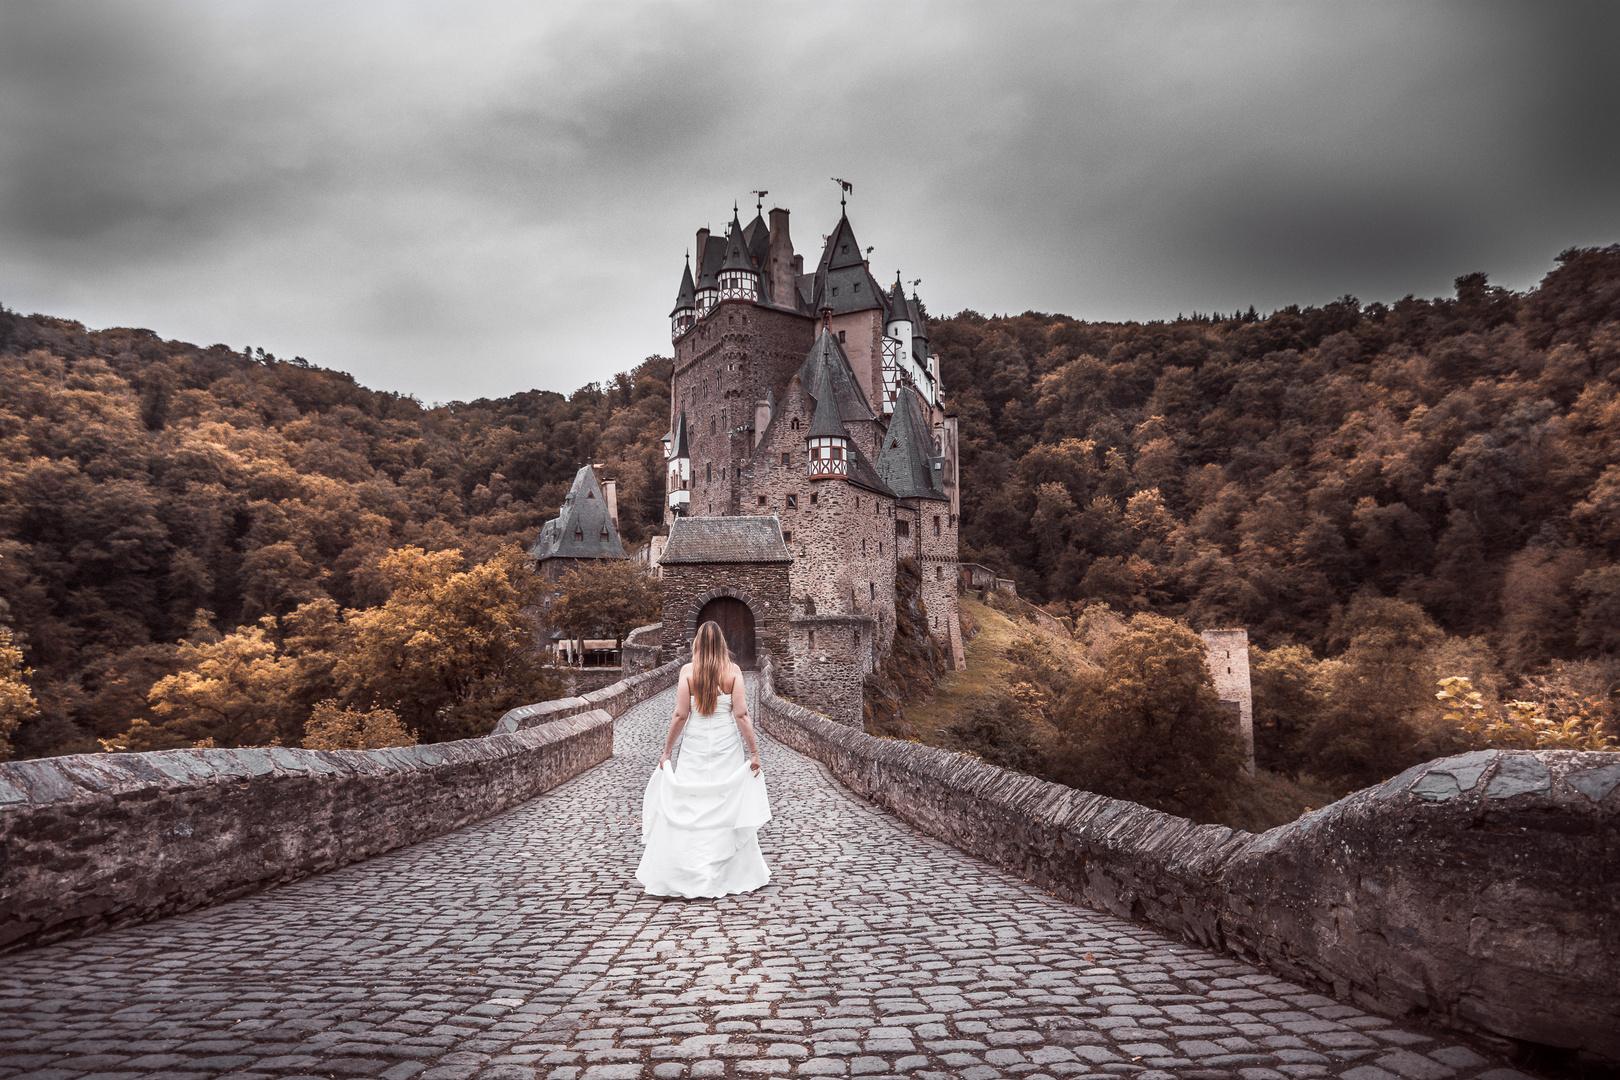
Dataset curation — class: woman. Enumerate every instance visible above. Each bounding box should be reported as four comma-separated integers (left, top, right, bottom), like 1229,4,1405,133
636,620,772,898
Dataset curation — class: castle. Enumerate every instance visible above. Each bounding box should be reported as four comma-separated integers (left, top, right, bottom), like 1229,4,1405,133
654,195,963,722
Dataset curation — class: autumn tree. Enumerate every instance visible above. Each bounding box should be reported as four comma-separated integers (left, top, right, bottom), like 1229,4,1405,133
0,626,38,761
302,700,416,751
546,559,662,664
335,545,564,742
1048,613,1243,822
1303,597,1444,787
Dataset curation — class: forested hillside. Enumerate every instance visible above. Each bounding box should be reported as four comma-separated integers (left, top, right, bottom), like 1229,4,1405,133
0,313,673,757
941,247,1620,666
2,243,1617,764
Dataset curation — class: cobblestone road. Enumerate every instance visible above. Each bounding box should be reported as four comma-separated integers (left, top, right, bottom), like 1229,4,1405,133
1,679,1535,1080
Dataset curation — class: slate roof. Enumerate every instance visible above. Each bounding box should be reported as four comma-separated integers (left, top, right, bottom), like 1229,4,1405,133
805,360,848,441
696,231,725,290
811,213,884,316
720,211,754,273
796,329,879,427
670,256,696,316
667,409,690,459
886,273,909,324
529,464,627,562
876,386,948,502
660,516,793,564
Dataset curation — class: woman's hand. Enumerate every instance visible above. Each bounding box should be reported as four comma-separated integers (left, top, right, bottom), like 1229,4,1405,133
749,752,761,776
660,754,671,770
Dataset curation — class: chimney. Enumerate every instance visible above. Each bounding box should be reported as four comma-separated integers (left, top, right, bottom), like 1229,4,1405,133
695,228,710,275
602,479,619,531
767,207,795,310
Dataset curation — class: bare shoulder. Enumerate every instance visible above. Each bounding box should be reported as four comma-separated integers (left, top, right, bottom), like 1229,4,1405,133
679,662,692,685
725,663,745,695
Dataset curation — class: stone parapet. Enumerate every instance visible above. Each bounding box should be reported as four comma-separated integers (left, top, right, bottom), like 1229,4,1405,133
493,657,682,733
622,622,663,673
754,654,1620,1060
0,711,614,954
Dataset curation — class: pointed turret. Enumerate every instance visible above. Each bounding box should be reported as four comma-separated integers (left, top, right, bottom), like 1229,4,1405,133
694,227,722,315
669,255,697,340
666,410,691,516
718,206,759,302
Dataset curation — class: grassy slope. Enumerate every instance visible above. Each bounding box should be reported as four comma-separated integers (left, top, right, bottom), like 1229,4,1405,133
901,595,1339,833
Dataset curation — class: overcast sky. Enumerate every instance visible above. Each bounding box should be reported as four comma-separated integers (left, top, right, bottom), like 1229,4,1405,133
2,2,1616,403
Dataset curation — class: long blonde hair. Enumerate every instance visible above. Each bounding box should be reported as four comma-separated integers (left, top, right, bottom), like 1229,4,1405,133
691,621,730,715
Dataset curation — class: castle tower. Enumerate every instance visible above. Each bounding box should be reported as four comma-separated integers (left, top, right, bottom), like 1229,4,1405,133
670,256,696,342
1201,629,1255,776
718,208,759,303
656,191,966,718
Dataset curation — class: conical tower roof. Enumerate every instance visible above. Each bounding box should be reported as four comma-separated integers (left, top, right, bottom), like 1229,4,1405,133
671,409,690,458
876,387,947,501
796,328,878,427
806,359,849,441
720,208,754,273
669,256,696,317
887,273,908,323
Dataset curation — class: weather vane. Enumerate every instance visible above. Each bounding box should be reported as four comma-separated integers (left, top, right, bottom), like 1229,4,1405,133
831,177,852,208
753,190,768,213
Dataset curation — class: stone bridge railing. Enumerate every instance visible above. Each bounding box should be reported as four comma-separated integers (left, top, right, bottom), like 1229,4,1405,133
755,654,1620,1062
0,658,683,954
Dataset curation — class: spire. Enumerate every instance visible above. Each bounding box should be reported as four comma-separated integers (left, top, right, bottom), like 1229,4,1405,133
887,272,908,324
669,254,696,317
720,208,753,272
806,354,849,441
672,409,690,459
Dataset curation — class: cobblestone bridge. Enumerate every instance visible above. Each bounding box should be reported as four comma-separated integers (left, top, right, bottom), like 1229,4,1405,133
0,679,1535,1080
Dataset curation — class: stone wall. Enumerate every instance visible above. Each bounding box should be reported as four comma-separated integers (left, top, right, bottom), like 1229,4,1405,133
622,622,663,673
754,655,1620,1060
493,658,682,733
0,711,614,954
658,562,790,665
781,614,874,725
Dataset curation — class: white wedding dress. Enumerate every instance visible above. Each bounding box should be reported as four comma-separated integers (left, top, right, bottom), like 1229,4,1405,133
636,688,772,897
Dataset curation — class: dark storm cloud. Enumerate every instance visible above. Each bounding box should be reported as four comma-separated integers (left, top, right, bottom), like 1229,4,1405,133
0,1,1616,401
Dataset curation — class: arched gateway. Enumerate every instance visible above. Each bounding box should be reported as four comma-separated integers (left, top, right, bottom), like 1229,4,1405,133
696,595,756,666
658,516,792,671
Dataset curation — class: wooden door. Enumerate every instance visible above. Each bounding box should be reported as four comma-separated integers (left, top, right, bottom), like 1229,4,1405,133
695,597,756,667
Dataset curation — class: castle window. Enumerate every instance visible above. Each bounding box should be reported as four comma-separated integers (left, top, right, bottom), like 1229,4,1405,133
832,287,839,296
600,529,609,540
838,330,846,343
783,530,792,542
706,462,712,481
853,629,859,646
879,541,883,554
933,515,941,536
862,539,866,554
781,452,791,465
574,528,583,540
897,520,909,537
786,494,797,510
791,418,799,431
936,566,943,580
758,495,767,506
870,583,876,600
809,628,814,646
809,492,818,506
